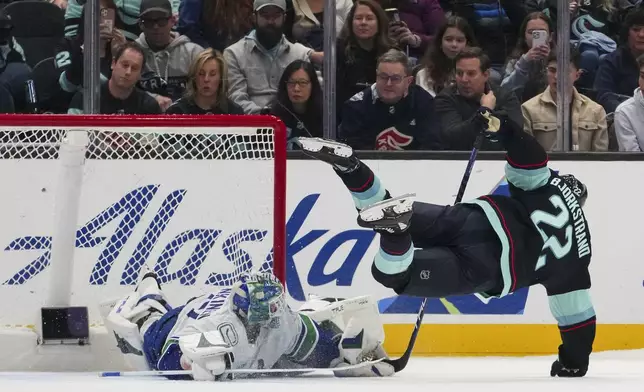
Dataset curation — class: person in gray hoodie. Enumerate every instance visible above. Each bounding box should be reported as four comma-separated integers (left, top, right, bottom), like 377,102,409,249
135,0,203,111
615,53,644,151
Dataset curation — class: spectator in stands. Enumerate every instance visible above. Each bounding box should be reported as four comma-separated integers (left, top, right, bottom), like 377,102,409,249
64,0,179,41
55,0,126,96
525,0,620,89
270,60,323,147
68,42,161,114
595,7,644,114
522,49,608,151
501,12,553,103
0,11,32,113
135,0,203,111
290,0,353,51
338,49,441,150
51,0,68,10
178,0,254,52
378,0,446,61
166,48,243,114
448,0,527,84
614,53,644,151
435,47,522,151
336,0,395,117
415,15,476,97
224,0,322,115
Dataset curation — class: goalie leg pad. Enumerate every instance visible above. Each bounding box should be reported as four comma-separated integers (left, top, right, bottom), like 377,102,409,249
106,294,153,371
332,316,395,377
105,272,172,371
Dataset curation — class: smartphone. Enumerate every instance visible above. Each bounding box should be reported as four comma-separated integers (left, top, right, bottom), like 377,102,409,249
100,8,115,35
385,8,401,23
531,29,548,48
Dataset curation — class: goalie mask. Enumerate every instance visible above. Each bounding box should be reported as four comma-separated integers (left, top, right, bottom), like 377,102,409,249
231,272,286,327
560,174,587,207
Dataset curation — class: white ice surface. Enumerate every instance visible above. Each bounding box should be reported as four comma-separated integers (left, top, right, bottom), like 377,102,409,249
1,350,643,392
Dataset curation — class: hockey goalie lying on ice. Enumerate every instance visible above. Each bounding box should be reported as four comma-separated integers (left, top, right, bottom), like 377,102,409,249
105,271,395,380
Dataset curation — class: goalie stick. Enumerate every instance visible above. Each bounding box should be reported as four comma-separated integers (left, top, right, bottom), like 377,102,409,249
99,357,385,378
382,133,485,373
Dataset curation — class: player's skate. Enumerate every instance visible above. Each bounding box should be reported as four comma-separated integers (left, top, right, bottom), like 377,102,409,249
293,137,359,172
357,193,416,234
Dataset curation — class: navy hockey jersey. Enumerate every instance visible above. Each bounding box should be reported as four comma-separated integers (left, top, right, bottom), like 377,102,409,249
463,128,592,299
338,84,442,150
463,125,595,371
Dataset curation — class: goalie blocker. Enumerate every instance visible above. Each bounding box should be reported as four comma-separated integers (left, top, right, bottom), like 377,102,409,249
104,271,395,380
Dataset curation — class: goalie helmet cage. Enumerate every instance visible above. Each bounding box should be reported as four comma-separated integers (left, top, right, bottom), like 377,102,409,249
0,114,287,334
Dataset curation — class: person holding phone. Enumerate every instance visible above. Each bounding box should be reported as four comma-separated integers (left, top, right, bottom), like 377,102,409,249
55,0,127,96
382,0,445,60
501,12,553,103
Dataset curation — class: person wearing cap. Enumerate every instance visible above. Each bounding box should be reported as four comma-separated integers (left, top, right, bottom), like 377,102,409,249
135,0,204,111
63,0,181,41
224,0,323,114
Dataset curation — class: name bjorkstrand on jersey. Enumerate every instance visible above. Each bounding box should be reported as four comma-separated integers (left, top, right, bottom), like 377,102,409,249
550,176,591,258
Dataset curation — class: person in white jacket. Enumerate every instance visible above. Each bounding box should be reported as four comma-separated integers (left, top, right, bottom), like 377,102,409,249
135,0,204,111
615,54,644,152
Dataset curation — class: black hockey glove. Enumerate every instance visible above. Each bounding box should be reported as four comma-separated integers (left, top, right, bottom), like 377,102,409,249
550,317,595,378
550,358,587,378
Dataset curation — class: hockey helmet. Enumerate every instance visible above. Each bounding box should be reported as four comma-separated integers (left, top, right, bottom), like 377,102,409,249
560,174,587,207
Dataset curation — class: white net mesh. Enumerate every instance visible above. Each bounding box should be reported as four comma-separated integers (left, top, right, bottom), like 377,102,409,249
0,118,286,326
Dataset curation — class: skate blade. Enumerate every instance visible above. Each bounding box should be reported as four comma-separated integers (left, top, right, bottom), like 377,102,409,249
294,137,353,158
359,193,416,222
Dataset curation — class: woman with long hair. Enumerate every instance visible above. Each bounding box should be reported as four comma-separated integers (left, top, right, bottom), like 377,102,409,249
166,48,243,114
178,0,254,51
336,0,395,115
415,16,476,97
270,60,323,148
501,11,554,103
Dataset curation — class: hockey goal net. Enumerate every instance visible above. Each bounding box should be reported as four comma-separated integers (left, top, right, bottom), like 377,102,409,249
0,114,287,370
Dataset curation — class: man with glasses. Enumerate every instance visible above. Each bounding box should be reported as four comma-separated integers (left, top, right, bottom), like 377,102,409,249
435,46,522,151
135,0,203,111
338,49,441,150
224,0,322,115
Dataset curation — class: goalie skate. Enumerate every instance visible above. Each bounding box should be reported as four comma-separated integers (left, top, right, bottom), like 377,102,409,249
357,194,416,234
293,137,359,172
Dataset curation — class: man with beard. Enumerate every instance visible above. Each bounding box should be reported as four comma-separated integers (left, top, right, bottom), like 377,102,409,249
224,0,323,114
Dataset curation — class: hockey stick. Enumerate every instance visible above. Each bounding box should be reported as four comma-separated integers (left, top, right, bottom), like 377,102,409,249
99,357,385,378
382,133,485,373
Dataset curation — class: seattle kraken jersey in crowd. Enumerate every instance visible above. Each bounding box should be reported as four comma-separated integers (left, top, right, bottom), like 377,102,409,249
464,130,592,298
338,84,442,150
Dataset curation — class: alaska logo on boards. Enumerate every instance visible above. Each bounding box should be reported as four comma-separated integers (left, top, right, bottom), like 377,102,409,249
1,179,529,315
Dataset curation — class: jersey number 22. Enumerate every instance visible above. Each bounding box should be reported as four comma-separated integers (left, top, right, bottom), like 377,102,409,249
530,195,573,271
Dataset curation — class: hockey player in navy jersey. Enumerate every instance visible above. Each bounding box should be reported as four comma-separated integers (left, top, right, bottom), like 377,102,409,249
105,270,395,380
295,115,595,378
